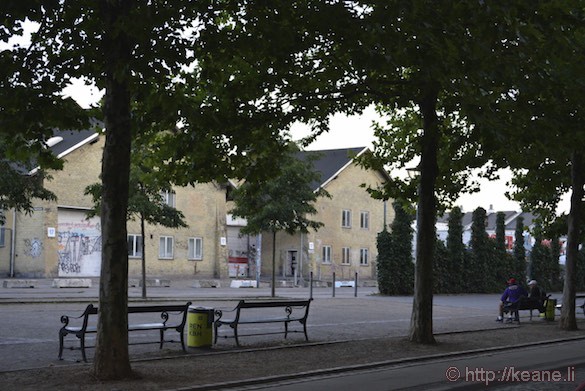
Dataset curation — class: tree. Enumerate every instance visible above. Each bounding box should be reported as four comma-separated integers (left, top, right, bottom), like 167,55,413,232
0,155,56,224
2,2,307,380
230,144,329,297
433,238,449,294
446,207,466,293
548,237,562,292
377,202,414,295
529,229,548,288
513,216,527,284
468,208,492,292
493,212,515,291
470,2,585,331
85,143,188,299
376,228,393,294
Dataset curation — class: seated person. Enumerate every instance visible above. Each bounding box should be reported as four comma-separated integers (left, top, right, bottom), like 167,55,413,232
497,278,528,322
527,279,546,313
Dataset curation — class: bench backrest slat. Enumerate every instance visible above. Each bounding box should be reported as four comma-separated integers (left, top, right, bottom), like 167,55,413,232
237,300,311,309
68,302,192,330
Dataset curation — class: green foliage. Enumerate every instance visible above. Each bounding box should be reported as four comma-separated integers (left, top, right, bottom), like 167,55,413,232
376,228,393,295
528,224,562,293
576,249,585,292
85,139,187,230
438,207,465,293
513,216,528,283
433,238,449,294
0,160,56,224
230,143,328,236
468,208,491,292
377,202,414,295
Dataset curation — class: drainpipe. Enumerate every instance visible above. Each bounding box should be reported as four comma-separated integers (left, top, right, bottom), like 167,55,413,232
9,209,16,277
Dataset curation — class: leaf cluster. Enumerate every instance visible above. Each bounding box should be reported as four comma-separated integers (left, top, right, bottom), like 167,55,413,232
230,143,329,236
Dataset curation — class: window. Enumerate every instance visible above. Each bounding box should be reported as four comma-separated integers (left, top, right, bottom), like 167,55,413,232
160,190,176,207
159,236,174,259
341,247,350,264
360,211,369,229
0,227,5,247
127,234,142,258
322,245,331,263
341,209,351,228
188,237,203,260
359,248,369,265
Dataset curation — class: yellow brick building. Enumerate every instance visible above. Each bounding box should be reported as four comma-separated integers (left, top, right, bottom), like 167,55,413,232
0,134,389,284
258,147,391,284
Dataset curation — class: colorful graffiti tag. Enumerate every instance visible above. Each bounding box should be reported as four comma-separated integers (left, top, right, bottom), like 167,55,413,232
57,211,102,277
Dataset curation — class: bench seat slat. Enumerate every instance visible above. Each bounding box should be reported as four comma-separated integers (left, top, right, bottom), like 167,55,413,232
219,317,304,324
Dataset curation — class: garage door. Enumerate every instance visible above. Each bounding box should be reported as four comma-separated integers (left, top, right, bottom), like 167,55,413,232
57,209,101,277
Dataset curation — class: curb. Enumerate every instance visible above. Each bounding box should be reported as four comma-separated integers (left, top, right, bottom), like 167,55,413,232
171,334,585,391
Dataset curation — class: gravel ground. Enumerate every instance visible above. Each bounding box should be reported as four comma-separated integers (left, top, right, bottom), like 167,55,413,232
1,320,584,390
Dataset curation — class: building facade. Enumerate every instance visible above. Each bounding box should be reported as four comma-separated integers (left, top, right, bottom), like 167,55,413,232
1,135,390,283
259,147,391,284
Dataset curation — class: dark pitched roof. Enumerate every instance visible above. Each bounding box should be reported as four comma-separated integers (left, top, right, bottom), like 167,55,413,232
296,147,367,190
26,127,100,175
48,128,99,159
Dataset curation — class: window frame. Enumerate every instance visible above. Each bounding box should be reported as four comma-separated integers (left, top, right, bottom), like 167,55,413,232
159,235,174,259
341,247,350,265
359,248,369,265
127,234,143,258
322,245,332,264
360,211,370,229
188,237,203,260
160,190,176,207
341,209,352,228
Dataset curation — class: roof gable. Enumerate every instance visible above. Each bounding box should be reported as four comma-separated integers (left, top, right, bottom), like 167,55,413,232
296,147,368,190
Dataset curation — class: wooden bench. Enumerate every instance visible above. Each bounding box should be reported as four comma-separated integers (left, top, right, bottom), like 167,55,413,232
503,296,548,321
58,301,192,362
214,299,312,346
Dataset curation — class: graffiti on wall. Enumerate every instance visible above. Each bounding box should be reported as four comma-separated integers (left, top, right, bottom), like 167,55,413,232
58,230,101,274
58,211,102,277
23,238,43,258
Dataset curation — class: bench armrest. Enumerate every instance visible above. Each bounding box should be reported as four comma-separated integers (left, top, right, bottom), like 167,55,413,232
60,304,96,328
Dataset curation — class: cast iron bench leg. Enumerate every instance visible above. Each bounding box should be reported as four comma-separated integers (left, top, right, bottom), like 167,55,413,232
80,335,88,363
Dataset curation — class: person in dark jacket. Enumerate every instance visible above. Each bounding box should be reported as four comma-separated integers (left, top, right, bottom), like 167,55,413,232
527,279,546,313
496,278,528,322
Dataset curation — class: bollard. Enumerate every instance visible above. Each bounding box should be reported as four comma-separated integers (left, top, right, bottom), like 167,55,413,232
332,272,336,298
354,272,358,297
309,271,313,300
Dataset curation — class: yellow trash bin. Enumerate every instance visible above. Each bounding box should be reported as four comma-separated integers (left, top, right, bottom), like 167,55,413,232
545,298,557,321
187,306,214,348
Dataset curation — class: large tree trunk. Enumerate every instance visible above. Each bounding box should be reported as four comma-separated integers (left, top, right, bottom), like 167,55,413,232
93,0,133,380
410,87,439,344
560,151,584,331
